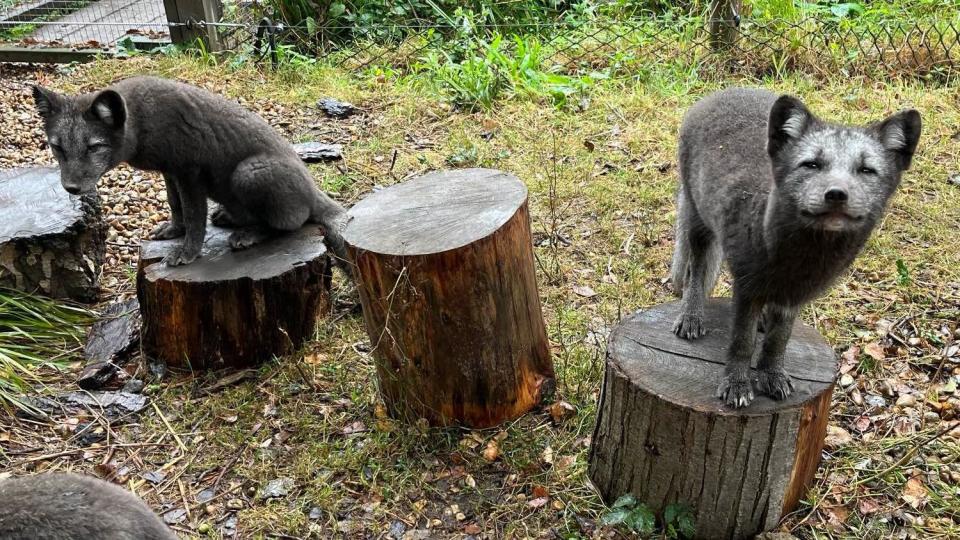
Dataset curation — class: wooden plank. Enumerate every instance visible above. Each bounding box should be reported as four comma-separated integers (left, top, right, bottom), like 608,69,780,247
0,45,103,62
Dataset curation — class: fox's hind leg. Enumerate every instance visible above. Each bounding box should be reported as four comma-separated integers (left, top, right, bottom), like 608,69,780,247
225,157,311,250
671,190,720,340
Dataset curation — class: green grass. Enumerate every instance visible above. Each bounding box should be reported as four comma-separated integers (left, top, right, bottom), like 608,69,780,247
0,289,93,412
4,44,959,538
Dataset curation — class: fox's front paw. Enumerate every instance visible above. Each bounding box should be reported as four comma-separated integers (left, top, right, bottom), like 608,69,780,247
716,374,754,408
151,221,185,240
757,368,795,400
162,245,199,266
673,313,706,340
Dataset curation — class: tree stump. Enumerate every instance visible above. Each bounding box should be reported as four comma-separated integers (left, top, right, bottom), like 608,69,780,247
0,167,105,302
344,168,554,428
137,223,332,370
588,299,836,540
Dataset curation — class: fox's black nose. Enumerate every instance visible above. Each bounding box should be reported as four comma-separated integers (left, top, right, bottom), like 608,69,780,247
64,186,81,195
824,188,848,204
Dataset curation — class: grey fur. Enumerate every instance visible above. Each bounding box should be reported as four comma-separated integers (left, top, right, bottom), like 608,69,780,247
32,76,348,267
671,87,921,408
0,473,177,540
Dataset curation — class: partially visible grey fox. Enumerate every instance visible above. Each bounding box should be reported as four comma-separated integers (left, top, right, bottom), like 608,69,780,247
0,473,177,539
671,88,920,408
32,76,348,267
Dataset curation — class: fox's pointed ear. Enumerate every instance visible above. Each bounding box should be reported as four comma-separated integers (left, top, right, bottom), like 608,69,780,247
874,109,921,170
767,94,813,157
87,90,126,129
32,85,62,119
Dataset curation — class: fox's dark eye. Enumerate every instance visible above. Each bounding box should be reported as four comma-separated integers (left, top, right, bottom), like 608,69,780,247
87,143,108,153
49,144,63,154
859,166,877,175
799,160,820,170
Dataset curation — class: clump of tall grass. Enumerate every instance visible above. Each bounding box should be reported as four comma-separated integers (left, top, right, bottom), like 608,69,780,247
0,289,93,412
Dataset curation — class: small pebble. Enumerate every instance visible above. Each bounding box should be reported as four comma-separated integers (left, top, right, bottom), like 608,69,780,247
840,373,855,387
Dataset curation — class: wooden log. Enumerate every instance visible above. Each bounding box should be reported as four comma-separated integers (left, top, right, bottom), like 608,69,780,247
137,223,332,370
0,167,105,302
588,299,836,540
344,168,554,428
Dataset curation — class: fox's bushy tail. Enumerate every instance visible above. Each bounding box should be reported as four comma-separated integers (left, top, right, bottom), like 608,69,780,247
310,193,350,268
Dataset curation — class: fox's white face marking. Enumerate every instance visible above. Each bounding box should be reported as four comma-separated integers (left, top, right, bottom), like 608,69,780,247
767,96,921,234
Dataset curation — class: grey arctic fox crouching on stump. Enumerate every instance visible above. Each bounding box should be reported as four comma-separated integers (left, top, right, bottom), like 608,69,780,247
0,473,177,539
671,87,921,408
32,76,348,267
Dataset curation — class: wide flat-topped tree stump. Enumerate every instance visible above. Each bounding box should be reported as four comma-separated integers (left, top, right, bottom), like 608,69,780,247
0,168,105,302
137,223,332,370
589,299,836,540
344,168,554,428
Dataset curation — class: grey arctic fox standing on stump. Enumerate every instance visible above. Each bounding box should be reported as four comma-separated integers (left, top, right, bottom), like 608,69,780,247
0,473,177,539
671,87,921,408
32,76,348,267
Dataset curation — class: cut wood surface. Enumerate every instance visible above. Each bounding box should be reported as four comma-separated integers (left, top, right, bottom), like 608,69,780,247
137,223,332,370
589,299,836,540
0,167,105,302
344,168,554,428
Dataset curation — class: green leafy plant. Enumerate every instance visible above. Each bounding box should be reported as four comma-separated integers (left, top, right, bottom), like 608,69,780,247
0,289,93,412
599,495,697,538
599,494,656,535
896,258,912,286
664,503,696,539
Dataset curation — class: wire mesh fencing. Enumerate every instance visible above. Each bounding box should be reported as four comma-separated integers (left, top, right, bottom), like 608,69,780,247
0,0,958,85
0,0,168,49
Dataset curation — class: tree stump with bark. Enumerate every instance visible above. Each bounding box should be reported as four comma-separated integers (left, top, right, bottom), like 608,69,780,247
588,299,836,540
0,167,105,302
137,223,332,370
344,168,554,428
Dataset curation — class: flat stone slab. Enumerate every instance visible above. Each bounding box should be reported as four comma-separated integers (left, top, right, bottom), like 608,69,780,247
293,141,343,163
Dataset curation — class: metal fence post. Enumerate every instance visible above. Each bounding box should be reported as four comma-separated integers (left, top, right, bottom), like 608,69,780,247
163,0,223,50
708,0,742,51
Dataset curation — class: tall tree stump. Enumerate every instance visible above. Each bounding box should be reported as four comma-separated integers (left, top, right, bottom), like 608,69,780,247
589,299,836,540
344,168,554,428
0,168,105,302
137,223,332,370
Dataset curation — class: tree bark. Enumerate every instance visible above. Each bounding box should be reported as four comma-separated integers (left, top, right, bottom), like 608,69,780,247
589,299,835,540
0,167,105,302
344,168,554,428
137,223,332,370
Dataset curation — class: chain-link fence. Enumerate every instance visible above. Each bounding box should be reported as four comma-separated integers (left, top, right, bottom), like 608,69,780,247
1,0,958,83
0,0,168,49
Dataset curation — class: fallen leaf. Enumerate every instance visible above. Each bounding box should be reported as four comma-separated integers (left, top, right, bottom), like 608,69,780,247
840,345,860,372
342,421,367,435
858,498,881,515
555,455,576,471
464,523,482,535
541,446,554,465
902,476,928,509
864,342,885,361
548,401,576,423
853,415,871,432
482,439,500,462
527,497,549,508
823,504,849,528
825,425,854,449
572,285,597,298
532,485,550,498
583,139,595,152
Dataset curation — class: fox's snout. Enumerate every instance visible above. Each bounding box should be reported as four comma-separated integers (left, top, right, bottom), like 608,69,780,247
823,187,848,204
63,184,82,195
